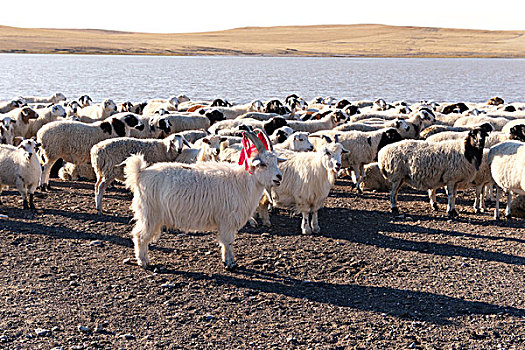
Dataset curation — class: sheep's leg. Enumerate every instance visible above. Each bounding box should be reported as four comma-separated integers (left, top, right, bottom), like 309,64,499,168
132,219,161,268
446,183,458,218
428,188,438,211
389,180,403,214
301,211,312,234
40,157,57,190
352,165,363,193
311,210,320,234
15,177,29,209
95,177,108,215
494,186,501,220
355,165,365,194
505,190,513,219
474,185,485,213
217,227,236,270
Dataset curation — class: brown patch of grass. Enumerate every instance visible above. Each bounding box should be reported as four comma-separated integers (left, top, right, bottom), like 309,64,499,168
1,24,525,57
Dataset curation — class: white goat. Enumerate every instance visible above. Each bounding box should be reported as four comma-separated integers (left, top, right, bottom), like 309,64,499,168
123,130,284,269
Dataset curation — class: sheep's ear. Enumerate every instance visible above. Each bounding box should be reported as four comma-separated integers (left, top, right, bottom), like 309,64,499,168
13,136,24,146
201,137,211,145
182,137,192,148
341,147,349,154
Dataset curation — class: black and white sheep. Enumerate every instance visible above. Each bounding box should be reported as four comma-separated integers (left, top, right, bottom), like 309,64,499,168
37,114,144,190
378,127,489,217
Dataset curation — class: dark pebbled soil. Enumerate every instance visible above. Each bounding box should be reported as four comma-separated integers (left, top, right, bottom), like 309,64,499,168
1,178,525,349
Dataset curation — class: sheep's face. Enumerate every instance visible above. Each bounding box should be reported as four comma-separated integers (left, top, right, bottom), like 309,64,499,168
79,95,92,107
20,107,38,123
510,125,525,142
271,127,293,144
67,101,80,113
251,100,264,112
168,96,180,108
177,94,190,103
394,119,410,133
319,142,344,174
51,105,67,118
167,135,187,154
250,151,284,188
17,139,39,160
0,123,14,145
104,99,117,112
53,93,67,103
291,132,314,152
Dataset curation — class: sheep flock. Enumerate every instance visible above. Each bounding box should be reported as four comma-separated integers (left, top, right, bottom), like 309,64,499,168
2,92,525,270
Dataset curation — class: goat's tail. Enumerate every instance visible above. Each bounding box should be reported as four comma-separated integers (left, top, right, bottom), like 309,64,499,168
123,154,148,192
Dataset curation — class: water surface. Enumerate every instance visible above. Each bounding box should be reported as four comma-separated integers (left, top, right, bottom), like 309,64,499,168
1,54,523,103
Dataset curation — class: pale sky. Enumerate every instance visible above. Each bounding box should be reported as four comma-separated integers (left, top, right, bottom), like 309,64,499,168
1,0,524,33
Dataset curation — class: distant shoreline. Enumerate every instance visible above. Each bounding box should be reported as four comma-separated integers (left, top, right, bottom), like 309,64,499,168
1,24,525,58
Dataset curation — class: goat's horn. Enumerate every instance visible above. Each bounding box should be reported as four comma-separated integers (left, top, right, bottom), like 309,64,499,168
244,131,267,154
253,127,273,152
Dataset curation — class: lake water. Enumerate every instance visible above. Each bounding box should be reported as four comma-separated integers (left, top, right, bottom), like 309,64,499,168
1,54,524,104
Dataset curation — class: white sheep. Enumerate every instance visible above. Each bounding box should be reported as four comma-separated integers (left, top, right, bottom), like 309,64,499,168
91,133,189,214
286,111,347,133
22,93,66,104
142,96,179,115
255,136,346,233
274,132,314,152
0,100,25,114
454,115,510,131
0,139,42,209
310,128,403,193
427,149,491,213
359,162,390,192
378,127,488,217
488,141,525,219
1,118,15,145
123,130,284,269
79,99,117,122
3,107,39,138
58,162,96,181
37,113,144,190
25,105,67,138
208,116,288,137
162,110,224,134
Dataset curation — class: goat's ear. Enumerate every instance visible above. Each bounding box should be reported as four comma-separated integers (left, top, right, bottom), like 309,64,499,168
277,157,287,163
251,158,263,167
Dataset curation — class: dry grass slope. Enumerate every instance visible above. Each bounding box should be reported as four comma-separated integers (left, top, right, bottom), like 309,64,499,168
1,24,525,57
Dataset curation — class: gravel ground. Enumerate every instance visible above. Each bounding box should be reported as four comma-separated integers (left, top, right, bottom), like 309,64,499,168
0,178,524,349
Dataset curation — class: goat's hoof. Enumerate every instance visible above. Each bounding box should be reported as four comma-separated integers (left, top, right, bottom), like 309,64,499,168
39,184,47,192
224,261,238,271
447,209,459,218
311,226,320,234
391,207,399,215
505,214,512,220
431,203,439,211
